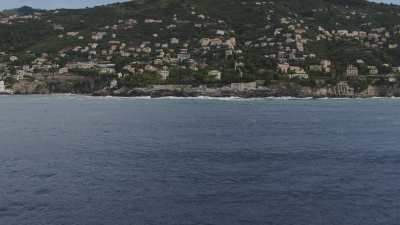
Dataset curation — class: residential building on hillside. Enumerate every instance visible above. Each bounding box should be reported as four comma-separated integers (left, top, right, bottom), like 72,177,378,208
208,70,222,80
346,65,359,77
367,66,379,75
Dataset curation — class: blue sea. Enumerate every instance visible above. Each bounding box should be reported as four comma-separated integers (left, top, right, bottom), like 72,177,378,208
1,95,400,225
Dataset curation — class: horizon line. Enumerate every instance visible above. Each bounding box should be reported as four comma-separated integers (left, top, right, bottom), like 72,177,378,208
0,0,398,11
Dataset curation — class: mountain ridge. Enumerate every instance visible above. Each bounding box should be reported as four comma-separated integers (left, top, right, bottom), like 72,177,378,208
2,6,46,16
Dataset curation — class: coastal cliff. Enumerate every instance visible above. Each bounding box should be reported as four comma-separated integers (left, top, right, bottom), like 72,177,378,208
96,82,400,98
9,78,400,98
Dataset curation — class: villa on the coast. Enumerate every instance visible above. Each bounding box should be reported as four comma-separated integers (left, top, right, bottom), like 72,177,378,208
0,81,12,94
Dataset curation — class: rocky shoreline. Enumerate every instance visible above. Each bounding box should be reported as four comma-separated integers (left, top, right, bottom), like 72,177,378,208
93,82,400,98
9,79,400,98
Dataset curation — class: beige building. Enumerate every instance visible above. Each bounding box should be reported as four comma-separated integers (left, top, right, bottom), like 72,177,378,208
159,67,170,81
208,70,222,80
346,65,359,77
321,60,332,73
288,73,309,79
333,81,354,96
367,66,379,75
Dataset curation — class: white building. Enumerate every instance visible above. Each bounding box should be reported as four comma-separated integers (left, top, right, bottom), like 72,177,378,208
170,38,180,45
110,79,118,89
159,67,170,80
0,80,12,94
288,73,309,79
346,65,359,77
320,60,332,73
67,62,96,70
0,81,6,92
208,70,222,80
9,56,18,62
367,66,379,75
59,67,69,74
91,32,107,41
277,63,290,74
99,68,116,74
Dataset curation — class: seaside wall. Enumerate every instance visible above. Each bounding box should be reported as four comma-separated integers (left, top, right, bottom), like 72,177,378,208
9,78,400,98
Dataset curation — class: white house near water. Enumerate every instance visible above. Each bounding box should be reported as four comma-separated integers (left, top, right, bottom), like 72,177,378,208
0,81,11,94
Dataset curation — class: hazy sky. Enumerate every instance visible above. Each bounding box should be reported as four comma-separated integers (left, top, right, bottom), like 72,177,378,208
0,0,128,10
0,0,399,10
374,0,400,3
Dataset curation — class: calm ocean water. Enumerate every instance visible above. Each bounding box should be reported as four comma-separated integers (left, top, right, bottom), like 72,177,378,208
1,96,400,225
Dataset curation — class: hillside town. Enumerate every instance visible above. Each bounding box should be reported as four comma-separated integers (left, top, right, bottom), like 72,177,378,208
1,1,400,97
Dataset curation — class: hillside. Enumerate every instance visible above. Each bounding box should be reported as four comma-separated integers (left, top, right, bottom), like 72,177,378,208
1,0,400,96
